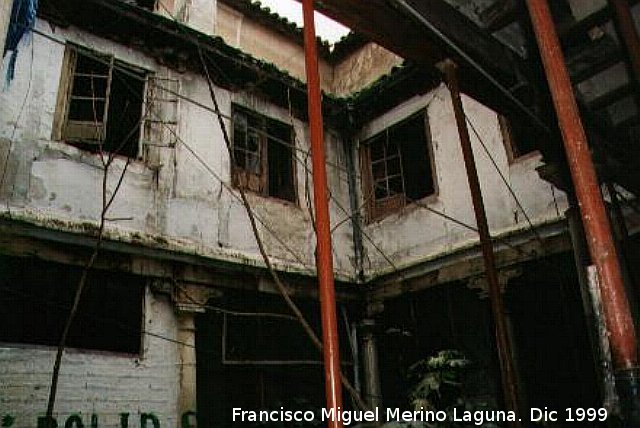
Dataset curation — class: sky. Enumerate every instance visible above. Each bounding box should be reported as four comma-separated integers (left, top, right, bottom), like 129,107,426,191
255,0,351,45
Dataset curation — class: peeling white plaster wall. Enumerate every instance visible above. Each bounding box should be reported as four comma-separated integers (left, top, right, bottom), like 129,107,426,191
0,288,180,427
0,20,356,281
0,19,571,281
0,5,580,427
358,84,569,276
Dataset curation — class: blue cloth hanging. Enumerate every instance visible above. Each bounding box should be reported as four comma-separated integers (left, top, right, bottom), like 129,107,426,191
3,0,39,85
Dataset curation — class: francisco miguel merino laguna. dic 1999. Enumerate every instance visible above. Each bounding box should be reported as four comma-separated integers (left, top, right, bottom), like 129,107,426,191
232,406,521,426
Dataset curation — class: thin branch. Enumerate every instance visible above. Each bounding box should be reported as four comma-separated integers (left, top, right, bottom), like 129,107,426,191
104,158,131,213
45,149,131,424
197,48,369,411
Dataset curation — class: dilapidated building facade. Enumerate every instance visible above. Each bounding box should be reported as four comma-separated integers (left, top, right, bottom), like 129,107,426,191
1,0,640,426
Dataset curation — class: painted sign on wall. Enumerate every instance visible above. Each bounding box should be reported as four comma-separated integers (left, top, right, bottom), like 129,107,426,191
0,411,197,427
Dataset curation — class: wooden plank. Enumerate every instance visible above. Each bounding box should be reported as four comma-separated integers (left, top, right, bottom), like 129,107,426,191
403,0,516,76
480,0,517,32
567,37,623,83
302,0,517,78
588,82,633,110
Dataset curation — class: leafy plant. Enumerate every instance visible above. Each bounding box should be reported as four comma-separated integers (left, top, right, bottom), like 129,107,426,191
408,350,470,412
384,350,502,428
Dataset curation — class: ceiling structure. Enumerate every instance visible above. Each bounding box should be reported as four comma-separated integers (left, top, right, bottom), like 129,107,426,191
309,0,640,196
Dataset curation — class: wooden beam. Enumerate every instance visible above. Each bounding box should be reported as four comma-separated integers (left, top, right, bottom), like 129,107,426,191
615,113,640,131
301,0,519,78
588,82,633,109
480,0,518,32
307,0,445,68
370,223,571,301
559,0,640,47
567,38,623,83
560,7,614,46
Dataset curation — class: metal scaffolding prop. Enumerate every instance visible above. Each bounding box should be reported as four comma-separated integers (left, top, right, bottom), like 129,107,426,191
301,1,345,427
441,60,521,428
526,0,640,424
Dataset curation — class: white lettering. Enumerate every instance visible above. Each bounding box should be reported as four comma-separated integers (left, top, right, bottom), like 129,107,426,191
232,408,241,421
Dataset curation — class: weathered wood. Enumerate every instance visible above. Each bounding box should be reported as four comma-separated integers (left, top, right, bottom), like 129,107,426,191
589,82,633,110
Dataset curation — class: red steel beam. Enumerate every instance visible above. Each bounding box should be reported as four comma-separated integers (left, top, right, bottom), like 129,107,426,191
301,1,344,426
526,0,637,372
442,60,521,426
526,3,640,421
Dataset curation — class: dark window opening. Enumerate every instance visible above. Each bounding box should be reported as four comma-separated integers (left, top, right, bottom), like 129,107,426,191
60,46,146,159
362,110,435,221
0,255,144,354
378,254,600,413
499,115,538,161
268,120,296,202
196,290,353,427
231,105,296,203
380,282,501,411
505,253,600,411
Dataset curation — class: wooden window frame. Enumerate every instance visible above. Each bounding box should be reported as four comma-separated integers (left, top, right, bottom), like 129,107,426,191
231,106,268,194
231,104,297,204
361,110,437,222
53,44,149,159
498,114,540,163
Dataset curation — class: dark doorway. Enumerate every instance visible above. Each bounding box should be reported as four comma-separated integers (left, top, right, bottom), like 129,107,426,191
379,282,501,411
505,253,600,419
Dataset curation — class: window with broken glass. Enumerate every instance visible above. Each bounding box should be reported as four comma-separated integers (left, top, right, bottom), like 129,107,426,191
231,105,297,203
361,110,436,221
54,45,148,158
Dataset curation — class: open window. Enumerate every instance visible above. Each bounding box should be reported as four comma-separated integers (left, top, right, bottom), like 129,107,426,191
231,104,296,203
498,115,539,162
0,255,144,354
361,110,436,221
53,44,147,158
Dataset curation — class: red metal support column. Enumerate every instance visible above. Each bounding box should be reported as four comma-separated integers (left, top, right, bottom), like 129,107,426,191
526,0,640,422
301,1,344,427
441,60,521,426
